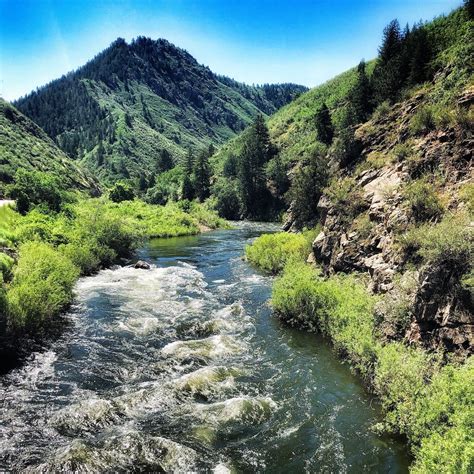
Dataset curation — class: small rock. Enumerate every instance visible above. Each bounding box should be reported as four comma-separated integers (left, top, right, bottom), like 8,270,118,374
134,260,151,270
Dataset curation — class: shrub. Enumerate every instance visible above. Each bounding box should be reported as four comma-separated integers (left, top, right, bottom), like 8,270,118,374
459,182,474,215
352,212,374,240
403,179,444,222
6,242,79,329
410,359,474,473
409,105,436,135
392,143,413,162
372,101,391,121
400,213,472,272
213,179,241,219
374,342,439,435
246,231,313,274
272,261,378,377
0,252,15,281
324,177,367,225
7,169,64,214
366,151,390,169
109,181,135,203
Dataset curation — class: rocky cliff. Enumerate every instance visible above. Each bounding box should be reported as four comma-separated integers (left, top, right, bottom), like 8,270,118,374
310,86,473,356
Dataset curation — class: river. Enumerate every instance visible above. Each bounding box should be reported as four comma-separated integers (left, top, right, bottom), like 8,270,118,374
0,222,409,472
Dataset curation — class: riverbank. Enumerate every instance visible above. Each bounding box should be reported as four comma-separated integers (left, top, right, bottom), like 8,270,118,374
0,198,227,373
245,231,473,473
0,223,410,471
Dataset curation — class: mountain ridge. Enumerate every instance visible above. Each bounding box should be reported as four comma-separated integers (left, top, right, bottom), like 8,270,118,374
14,37,307,184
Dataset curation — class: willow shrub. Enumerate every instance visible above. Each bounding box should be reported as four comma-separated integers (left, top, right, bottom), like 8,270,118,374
6,242,79,330
375,344,473,473
245,231,314,274
271,261,378,378
272,260,473,472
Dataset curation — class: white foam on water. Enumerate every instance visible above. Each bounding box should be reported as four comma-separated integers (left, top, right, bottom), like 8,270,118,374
161,335,245,361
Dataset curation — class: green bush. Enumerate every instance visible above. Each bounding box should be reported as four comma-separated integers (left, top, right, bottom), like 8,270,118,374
392,143,413,162
272,261,377,377
109,181,135,203
0,252,15,281
324,177,367,225
213,179,241,219
372,101,391,121
410,359,474,473
400,213,472,271
374,343,439,434
7,169,65,214
409,105,436,135
271,260,473,472
246,231,313,274
6,242,79,329
403,179,444,222
459,182,474,215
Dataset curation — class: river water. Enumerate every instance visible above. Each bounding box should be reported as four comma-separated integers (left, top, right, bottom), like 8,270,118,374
0,223,409,473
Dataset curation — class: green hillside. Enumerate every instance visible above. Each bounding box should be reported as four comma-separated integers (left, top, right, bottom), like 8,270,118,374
15,38,306,185
0,99,98,195
211,5,473,220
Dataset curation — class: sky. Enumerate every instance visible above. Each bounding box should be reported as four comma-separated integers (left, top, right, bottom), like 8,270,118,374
0,0,463,101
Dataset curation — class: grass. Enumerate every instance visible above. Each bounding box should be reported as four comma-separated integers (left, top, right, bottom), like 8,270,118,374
271,259,473,472
403,178,445,222
245,230,315,274
1,197,227,332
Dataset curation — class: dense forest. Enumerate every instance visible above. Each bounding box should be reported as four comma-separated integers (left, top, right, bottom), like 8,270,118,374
14,38,306,185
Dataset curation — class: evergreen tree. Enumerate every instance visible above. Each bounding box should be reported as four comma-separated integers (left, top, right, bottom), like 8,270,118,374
156,149,174,173
194,148,211,201
407,26,431,85
182,149,195,200
237,115,274,217
349,61,373,122
373,19,404,103
315,103,334,145
466,0,474,19
285,150,329,229
138,173,148,191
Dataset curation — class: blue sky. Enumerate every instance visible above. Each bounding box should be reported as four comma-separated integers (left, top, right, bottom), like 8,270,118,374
0,0,462,101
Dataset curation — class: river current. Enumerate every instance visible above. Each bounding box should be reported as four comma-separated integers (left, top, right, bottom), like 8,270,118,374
0,222,409,472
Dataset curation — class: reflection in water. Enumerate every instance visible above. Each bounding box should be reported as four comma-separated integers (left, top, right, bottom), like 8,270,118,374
0,222,409,472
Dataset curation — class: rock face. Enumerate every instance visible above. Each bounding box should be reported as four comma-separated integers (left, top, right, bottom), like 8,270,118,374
307,88,473,355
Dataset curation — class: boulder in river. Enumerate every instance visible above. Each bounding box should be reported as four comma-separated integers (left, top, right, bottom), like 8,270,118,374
134,260,151,270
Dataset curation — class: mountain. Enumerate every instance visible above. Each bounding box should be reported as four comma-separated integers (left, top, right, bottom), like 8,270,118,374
0,99,98,195
14,38,307,184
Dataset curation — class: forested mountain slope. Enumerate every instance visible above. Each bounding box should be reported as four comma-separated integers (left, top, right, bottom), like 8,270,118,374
212,5,473,221
14,38,306,184
214,3,473,353
0,99,98,194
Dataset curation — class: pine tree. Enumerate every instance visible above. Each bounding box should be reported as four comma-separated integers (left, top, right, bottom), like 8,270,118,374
315,103,334,145
466,0,474,19
194,149,211,201
285,150,329,229
182,149,195,200
408,26,431,85
156,149,174,173
138,173,148,191
237,115,274,217
349,61,373,122
373,19,404,103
